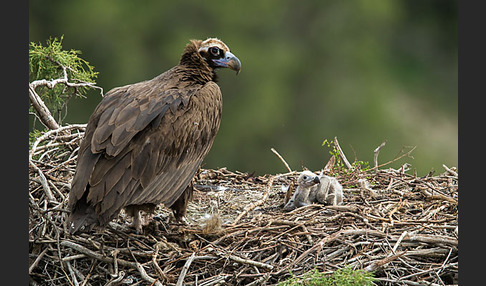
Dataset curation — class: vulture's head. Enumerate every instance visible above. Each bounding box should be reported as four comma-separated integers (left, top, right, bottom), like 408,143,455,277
196,38,241,75
297,171,321,188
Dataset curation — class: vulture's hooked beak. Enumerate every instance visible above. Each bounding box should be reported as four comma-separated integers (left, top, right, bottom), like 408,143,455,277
213,51,241,75
313,176,320,184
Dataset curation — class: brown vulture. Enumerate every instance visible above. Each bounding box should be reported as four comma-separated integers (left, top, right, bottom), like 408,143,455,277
67,38,241,234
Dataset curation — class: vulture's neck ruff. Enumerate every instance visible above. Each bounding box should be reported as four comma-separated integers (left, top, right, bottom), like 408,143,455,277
179,40,216,82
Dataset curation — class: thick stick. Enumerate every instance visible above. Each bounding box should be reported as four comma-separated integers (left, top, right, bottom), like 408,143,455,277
373,141,387,173
211,248,274,270
271,148,292,173
29,85,60,130
176,252,196,286
61,241,137,268
364,251,407,272
333,137,352,169
293,229,387,265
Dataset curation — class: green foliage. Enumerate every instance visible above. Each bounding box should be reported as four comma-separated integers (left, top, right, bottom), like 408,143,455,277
29,35,98,125
322,139,370,175
327,267,376,286
322,139,345,174
278,267,375,286
29,128,45,151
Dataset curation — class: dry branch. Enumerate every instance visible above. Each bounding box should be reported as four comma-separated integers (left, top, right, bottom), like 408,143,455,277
271,148,292,173
61,241,137,268
364,251,406,272
211,248,274,270
333,136,353,169
29,85,60,130
175,252,196,286
373,140,387,173
29,65,101,130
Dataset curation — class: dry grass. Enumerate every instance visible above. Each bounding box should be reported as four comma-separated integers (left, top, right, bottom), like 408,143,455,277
29,125,458,285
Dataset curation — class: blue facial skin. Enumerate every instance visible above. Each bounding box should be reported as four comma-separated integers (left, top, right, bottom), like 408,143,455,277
212,51,241,74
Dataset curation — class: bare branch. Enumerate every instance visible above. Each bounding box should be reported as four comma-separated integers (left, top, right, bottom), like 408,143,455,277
373,140,387,173
333,137,353,170
29,65,102,130
271,148,292,173
175,252,196,286
29,85,60,130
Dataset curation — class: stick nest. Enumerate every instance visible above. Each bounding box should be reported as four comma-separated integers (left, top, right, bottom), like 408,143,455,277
29,125,458,286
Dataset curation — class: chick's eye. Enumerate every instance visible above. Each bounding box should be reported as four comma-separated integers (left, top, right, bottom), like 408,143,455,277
209,47,220,57
303,176,308,180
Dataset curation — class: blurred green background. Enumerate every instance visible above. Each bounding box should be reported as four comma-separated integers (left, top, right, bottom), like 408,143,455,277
29,0,457,176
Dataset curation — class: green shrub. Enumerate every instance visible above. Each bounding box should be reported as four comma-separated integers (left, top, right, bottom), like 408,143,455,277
278,267,375,286
29,35,98,125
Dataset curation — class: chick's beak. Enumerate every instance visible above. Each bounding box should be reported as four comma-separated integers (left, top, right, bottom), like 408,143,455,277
213,51,241,75
313,177,320,184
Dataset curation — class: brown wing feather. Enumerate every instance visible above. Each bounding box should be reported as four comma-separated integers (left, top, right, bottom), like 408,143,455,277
68,66,222,231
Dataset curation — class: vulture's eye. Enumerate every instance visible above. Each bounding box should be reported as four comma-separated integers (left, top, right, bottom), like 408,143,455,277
209,47,220,57
303,176,308,180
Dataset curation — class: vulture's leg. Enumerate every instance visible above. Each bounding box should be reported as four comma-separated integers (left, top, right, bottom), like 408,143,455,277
125,204,156,234
170,183,194,224
132,210,143,234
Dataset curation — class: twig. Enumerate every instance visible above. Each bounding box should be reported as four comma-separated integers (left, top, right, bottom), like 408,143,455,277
373,141,387,173
211,248,274,270
293,229,386,265
104,271,125,286
271,148,292,173
392,230,408,253
374,278,441,286
60,241,137,268
333,137,352,169
369,145,417,172
65,261,80,286
231,175,275,226
29,124,87,159
29,131,458,286
364,251,406,272
135,262,162,286
403,233,458,247
442,164,458,177
151,244,166,282
29,85,60,130
323,155,336,173
29,65,102,130
176,252,196,286
246,273,271,286
29,160,56,203
29,247,48,274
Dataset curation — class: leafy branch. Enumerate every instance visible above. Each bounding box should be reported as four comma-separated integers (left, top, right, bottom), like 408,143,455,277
29,36,102,130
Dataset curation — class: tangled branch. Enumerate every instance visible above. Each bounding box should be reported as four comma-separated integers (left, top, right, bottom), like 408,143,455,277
29,65,103,130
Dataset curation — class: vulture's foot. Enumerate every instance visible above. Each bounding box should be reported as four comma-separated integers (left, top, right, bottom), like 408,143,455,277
131,210,144,234
131,212,155,234
126,204,156,234
175,215,189,225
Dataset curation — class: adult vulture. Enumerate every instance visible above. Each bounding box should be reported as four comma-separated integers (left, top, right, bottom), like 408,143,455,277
67,38,241,234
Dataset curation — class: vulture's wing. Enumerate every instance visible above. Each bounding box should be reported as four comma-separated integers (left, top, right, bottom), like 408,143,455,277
69,72,222,226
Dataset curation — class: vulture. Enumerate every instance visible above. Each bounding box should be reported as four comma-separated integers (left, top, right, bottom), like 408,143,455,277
284,171,343,211
67,38,241,234
283,171,321,211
